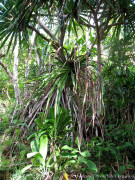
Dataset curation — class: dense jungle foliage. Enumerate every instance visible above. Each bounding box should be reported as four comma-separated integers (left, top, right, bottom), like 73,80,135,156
0,0,135,179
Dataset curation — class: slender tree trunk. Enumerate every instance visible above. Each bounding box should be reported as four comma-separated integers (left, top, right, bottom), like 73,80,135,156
24,30,36,97
96,32,102,118
13,38,22,106
0,44,22,106
94,14,102,119
77,93,83,149
34,41,41,68
94,15,105,139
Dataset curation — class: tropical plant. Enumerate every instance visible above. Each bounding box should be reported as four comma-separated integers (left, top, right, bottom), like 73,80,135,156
87,123,135,175
21,134,53,179
35,107,72,143
21,107,71,178
0,0,135,143
0,0,135,178
60,144,98,175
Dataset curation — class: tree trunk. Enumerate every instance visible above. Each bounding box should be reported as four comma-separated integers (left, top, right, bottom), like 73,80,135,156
13,38,22,105
96,33,102,118
94,13,102,119
0,44,22,106
24,30,36,97
34,41,41,68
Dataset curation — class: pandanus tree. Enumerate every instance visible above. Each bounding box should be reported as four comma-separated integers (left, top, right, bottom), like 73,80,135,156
0,0,134,144
72,0,135,117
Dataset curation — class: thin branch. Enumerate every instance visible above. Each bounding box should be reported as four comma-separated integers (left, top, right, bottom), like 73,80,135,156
106,21,129,29
96,0,103,13
27,24,50,42
103,8,111,30
76,19,96,28
27,25,59,50
84,0,95,15
100,7,111,39
38,18,58,43
0,59,14,82
90,36,97,49
72,0,96,28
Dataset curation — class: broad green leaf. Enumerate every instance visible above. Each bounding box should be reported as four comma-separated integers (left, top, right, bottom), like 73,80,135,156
32,153,44,167
46,151,55,167
78,157,98,173
27,134,35,141
30,140,38,152
80,150,91,157
62,145,74,151
39,134,48,162
72,149,79,154
21,164,33,174
32,158,43,167
38,131,47,138
65,160,76,167
27,152,38,158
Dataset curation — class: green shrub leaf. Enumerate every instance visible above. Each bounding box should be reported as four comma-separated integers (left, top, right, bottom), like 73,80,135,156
39,134,48,161
21,164,33,174
78,157,98,173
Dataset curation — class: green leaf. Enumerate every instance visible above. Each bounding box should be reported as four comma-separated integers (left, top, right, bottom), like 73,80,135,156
45,78,60,113
119,165,126,173
30,140,39,152
35,118,44,129
20,150,26,160
39,134,48,162
16,129,21,136
71,71,76,88
65,160,76,167
27,134,35,141
46,151,55,167
75,136,80,150
54,74,68,117
72,18,78,37
27,152,38,158
21,164,33,174
62,145,74,151
32,158,42,167
78,157,98,173
32,153,44,166
38,131,47,138
72,149,79,154
80,150,91,157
